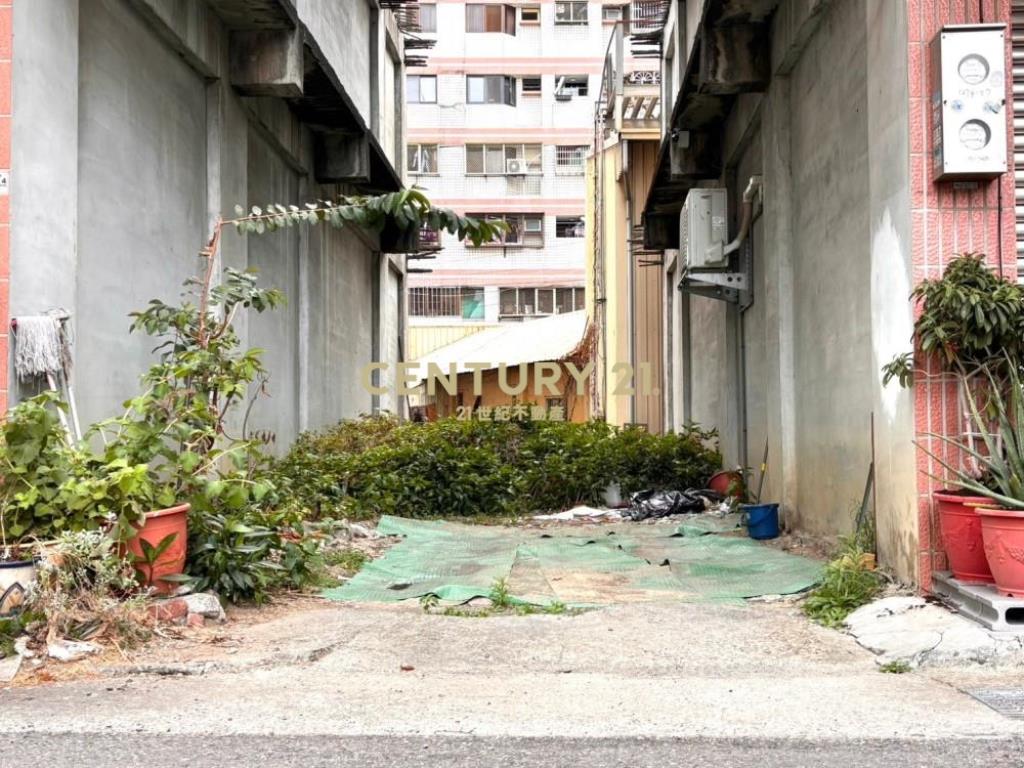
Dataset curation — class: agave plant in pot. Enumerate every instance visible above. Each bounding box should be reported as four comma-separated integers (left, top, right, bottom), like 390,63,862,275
929,362,1024,596
883,253,1024,584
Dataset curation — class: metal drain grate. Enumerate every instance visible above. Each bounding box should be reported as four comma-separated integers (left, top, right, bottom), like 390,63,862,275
967,689,1024,719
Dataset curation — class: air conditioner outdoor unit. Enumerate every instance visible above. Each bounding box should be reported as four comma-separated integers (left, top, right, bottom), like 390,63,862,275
506,158,527,175
680,188,728,270
555,92,572,101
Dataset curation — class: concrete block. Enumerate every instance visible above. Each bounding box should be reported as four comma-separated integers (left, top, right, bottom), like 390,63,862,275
933,571,1024,634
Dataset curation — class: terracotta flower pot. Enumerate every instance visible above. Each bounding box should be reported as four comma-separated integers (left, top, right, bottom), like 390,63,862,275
125,503,189,594
0,557,36,615
934,490,994,583
977,506,1024,597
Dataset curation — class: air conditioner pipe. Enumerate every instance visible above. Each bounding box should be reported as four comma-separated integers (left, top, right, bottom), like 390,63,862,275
723,175,763,257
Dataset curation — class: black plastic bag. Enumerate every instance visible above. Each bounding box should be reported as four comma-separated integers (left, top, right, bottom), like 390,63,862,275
627,489,723,521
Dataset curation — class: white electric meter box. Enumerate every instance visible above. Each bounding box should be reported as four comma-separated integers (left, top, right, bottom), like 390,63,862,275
930,24,1008,180
680,188,728,270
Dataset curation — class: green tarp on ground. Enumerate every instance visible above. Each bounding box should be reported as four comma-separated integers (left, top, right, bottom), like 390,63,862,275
322,515,823,606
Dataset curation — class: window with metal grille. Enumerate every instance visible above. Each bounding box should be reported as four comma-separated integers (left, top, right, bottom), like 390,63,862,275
468,214,544,247
555,145,587,174
555,1,588,24
466,75,517,105
406,75,437,103
555,216,585,238
418,4,437,32
466,144,541,175
554,75,589,99
522,76,542,95
498,286,585,318
409,287,485,319
466,4,517,33
407,144,438,174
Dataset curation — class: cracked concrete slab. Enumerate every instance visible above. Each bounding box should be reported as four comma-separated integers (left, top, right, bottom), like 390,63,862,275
845,596,1024,668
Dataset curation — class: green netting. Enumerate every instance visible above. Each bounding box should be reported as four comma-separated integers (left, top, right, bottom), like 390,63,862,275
322,515,823,606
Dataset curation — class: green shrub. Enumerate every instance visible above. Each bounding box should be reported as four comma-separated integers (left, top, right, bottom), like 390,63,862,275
272,417,721,520
802,539,883,628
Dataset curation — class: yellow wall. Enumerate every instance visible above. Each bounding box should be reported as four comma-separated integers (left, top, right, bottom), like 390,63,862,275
430,363,589,423
409,324,494,360
586,138,663,432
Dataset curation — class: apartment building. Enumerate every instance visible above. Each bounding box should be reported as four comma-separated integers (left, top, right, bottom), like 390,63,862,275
405,1,630,358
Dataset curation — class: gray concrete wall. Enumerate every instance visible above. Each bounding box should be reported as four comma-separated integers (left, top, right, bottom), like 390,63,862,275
787,0,874,534
246,131,302,447
672,0,916,577
864,0,916,579
10,0,79,341
11,0,405,450
75,0,209,426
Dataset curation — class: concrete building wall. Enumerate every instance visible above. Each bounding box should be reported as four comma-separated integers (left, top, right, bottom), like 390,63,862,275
246,130,301,446
0,0,12,411
10,0,407,445
665,0,917,575
74,0,209,427
787,0,874,534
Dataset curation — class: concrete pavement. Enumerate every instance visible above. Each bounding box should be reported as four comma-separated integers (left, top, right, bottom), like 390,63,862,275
1,600,1023,765
1,734,1023,768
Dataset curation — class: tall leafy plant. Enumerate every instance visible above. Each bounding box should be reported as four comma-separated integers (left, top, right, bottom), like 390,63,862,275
93,189,504,601
882,253,1024,388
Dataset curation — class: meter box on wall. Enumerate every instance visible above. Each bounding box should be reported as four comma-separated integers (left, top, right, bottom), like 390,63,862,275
680,188,728,271
930,24,1008,181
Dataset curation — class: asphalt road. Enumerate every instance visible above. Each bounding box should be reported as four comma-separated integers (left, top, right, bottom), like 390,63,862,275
1,734,1023,768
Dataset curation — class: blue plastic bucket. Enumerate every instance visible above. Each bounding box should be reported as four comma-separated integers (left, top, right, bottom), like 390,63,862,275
743,503,780,540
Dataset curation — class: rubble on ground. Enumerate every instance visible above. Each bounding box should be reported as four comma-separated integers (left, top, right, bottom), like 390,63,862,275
844,595,1024,668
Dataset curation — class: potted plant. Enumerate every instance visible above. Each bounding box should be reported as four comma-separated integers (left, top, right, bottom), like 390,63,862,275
930,362,1024,596
883,254,1024,582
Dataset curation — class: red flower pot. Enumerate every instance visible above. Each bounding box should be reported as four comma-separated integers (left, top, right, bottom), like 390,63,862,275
977,506,1024,597
125,503,189,594
934,490,994,583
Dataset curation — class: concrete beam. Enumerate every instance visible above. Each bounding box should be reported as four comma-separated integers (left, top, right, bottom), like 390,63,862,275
644,213,680,250
669,131,722,180
699,23,770,94
314,132,371,184
230,29,304,97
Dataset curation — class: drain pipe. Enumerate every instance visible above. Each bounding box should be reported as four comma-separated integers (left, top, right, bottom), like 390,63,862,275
725,176,763,478
724,175,763,258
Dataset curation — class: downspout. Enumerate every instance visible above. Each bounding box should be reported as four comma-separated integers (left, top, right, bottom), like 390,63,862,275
731,176,762,471
623,140,636,424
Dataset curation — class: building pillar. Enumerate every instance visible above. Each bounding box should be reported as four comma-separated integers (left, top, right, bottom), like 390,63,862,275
908,0,1016,590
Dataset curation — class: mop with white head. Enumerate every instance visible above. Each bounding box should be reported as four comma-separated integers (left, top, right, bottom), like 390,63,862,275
12,314,67,381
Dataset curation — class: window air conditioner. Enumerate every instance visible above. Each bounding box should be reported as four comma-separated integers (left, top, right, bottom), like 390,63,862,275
525,218,543,232
680,188,728,270
506,158,527,175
